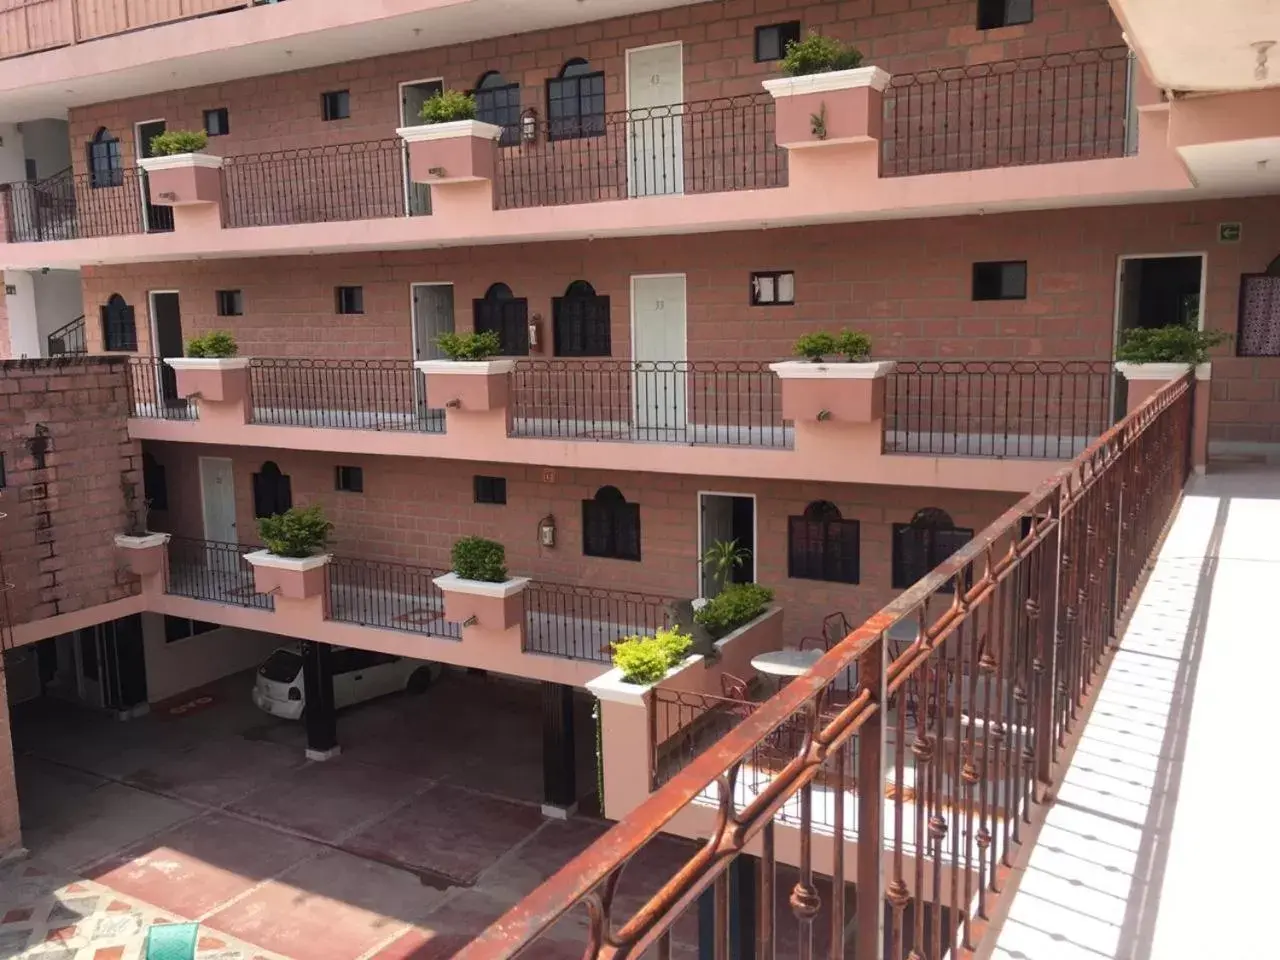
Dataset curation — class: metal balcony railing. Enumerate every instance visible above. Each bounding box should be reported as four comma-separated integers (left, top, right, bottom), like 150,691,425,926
248,358,443,432
165,536,272,610
1,167,156,242
46,315,86,356
523,580,674,663
325,555,459,639
126,357,198,421
458,372,1195,959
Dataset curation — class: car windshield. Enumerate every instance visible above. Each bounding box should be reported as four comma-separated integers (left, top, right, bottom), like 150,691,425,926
259,649,303,684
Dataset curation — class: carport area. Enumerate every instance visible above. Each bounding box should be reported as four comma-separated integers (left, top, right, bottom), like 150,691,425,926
0,668,698,959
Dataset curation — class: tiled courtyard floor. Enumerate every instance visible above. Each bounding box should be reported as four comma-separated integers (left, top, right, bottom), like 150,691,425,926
3,669,694,959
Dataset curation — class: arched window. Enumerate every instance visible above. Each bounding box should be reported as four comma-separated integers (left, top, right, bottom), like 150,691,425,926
86,128,123,189
473,282,529,356
788,501,859,584
891,507,973,591
552,280,611,357
252,461,293,519
582,485,640,561
1239,253,1280,357
475,70,521,146
100,294,137,352
547,57,605,141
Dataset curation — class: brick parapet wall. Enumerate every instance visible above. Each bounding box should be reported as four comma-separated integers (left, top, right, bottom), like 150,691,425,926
0,357,142,628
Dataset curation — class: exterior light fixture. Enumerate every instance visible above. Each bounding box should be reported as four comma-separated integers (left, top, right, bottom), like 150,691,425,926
521,108,538,144
538,515,556,548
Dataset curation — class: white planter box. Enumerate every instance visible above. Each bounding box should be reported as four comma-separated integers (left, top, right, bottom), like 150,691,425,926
243,550,331,571
586,658,702,706
762,66,891,99
769,360,896,379
1113,362,1194,381
431,572,530,597
137,153,224,172
114,532,171,550
414,359,515,376
164,357,250,371
396,120,504,143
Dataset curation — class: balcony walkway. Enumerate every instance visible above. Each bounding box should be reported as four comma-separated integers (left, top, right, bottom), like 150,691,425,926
991,462,1279,959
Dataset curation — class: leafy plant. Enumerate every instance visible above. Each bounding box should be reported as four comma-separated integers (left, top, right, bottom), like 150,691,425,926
1114,325,1229,365
185,331,238,358
793,332,837,361
694,583,774,640
451,536,508,582
149,130,209,156
835,329,872,361
437,330,502,361
258,504,333,559
612,626,693,685
420,89,477,124
702,539,751,594
781,33,864,77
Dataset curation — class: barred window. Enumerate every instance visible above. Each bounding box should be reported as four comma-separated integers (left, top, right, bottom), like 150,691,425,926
788,501,859,584
252,461,293,519
87,128,123,189
475,71,522,146
892,507,974,592
100,294,137,352
553,280,611,357
473,282,529,355
583,485,640,561
547,58,605,141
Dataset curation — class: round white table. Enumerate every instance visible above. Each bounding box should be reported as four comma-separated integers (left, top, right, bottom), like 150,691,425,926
750,648,823,679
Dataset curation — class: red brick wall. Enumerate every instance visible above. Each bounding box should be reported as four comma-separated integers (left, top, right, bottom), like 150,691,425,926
0,358,142,627
144,441,1015,640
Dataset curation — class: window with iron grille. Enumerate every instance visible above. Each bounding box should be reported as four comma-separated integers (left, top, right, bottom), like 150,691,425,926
204,108,230,136
473,282,529,355
583,485,641,561
1239,261,1280,357
252,461,293,518
553,280,611,357
216,289,243,317
755,21,801,62
474,475,507,504
475,71,522,146
892,507,974,592
788,501,860,584
100,294,137,351
142,451,168,511
334,465,364,493
751,271,795,306
972,260,1027,301
87,128,123,189
977,0,1033,29
335,286,364,315
322,90,351,121
547,58,606,141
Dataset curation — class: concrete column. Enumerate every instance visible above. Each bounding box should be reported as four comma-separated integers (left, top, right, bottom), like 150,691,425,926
2,271,43,358
0,657,24,860
301,640,339,761
541,681,577,818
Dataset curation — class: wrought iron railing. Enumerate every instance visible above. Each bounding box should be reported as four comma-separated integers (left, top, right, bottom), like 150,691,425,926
496,93,786,209
248,358,443,431
524,580,673,662
510,359,791,448
46,315,86,355
221,139,418,227
126,357,198,421
883,46,1130,176
165,536,272,610
459,373,1194,959
1,167,152,242
884,359,1114,459
326,555,459,639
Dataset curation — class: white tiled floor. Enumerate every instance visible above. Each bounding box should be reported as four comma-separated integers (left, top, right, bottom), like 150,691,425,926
991,464,1280,959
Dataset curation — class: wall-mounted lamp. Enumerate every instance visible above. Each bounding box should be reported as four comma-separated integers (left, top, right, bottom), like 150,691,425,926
521,107,539,145
538,514,556,548
528,312,542,351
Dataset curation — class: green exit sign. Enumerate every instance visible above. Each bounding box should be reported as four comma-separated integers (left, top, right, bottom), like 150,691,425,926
1219,222,1242,243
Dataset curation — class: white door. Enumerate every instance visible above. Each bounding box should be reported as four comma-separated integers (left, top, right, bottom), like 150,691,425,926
627,43,684,197
412,283,456,414
400,80,442,215
200,457,237,545
631,275,687,433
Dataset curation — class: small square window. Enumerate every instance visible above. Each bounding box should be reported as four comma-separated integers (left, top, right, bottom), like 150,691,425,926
322,90,351,121
977,0,1033,30
972,261,1027,301
203,108,230,136
755,21,802,62
335,465,364,493
216,289,243,317
335,286,364,315
751,271,795,306
474,475,507,504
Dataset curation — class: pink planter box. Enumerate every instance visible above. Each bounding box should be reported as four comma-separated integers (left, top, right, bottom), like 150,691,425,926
416,359,513,412
164,357,249,402
114,533,170,577
763,67,890,149
244,551,330,601
770,360,896,423
398,120,504,184
138,153,224,206
434,573,529,631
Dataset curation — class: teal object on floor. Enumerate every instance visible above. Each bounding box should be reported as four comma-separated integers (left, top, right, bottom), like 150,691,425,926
145,922,199,960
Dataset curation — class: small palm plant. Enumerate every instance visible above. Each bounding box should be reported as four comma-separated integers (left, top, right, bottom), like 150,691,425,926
702,539,751,596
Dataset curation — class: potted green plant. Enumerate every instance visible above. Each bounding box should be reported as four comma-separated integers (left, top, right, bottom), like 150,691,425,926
701,539,751,599
761,32,888,149
244,504,334,600
693,583,775,641
137,129,224,206
1114,324,1228,414
610,627,694,685
416,330,513,413
114,479,169,576
433,536,530,630
164,331,249,403
397,89,504,184
770,329,895,422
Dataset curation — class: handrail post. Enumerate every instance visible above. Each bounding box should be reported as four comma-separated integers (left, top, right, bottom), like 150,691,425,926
855,635,886,960
1035,499,1061,788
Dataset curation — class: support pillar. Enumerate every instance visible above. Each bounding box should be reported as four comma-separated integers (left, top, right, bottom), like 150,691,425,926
0,657,24,860
301,640,339,761
541,681,576,818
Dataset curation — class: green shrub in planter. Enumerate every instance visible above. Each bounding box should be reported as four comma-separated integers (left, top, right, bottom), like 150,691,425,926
451,536,508,582
612,626,693,685
149,130,209,156
437,330,502,361
258,505,333,559
781,33,864,77
1115,325,1229,365
835,329,872,362
793,332,838,361
694,583,774,639
420,90,477,124
185,331,238,358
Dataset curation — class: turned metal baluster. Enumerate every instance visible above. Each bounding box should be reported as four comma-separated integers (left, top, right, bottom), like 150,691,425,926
760,819,776,960
790,704,822,960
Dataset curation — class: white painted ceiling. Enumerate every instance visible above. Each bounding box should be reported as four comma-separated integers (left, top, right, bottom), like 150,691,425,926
1114,0,1280,92
1179,136,1280,191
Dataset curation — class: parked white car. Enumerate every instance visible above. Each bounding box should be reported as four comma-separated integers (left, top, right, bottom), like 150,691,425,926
252,645,441,720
